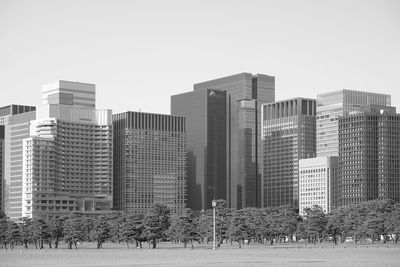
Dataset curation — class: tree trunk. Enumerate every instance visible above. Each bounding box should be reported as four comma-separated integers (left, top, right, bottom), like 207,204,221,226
184,241,187,248
152,238,156,249
55,239,59,249
191,240,194,249
74,241,77,250
238,239,241,248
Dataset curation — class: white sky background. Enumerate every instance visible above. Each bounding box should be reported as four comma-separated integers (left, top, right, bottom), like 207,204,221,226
0,0,399,114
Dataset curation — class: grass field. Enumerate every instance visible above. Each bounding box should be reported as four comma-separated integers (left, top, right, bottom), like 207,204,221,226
1,243,399,266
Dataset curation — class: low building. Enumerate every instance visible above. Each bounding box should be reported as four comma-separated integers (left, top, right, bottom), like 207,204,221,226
299,156,338,215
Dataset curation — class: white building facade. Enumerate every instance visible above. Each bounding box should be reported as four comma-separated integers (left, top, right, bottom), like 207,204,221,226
299,156,337,216
22,81,113,219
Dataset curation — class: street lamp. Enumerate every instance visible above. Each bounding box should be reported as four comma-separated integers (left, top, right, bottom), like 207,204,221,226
212,199,217,250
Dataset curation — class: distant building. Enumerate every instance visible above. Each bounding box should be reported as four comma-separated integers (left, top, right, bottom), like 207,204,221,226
316,90,390,157
0,105,36,220
113,111,187,214
171,73,275,210
0,125,4,213
22,81,113,219
261,98,316,208
299,156,338,216
336,105,400,207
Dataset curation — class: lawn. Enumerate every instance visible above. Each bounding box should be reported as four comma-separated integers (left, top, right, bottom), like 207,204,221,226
1,243,399,266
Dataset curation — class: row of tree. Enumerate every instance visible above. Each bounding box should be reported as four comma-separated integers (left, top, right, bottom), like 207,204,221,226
1,199,399,250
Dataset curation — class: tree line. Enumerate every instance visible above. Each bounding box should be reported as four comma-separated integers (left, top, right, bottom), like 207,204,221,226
0,199,399,250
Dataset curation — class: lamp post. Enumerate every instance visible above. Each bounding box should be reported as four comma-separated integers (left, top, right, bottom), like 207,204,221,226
212,199,217,250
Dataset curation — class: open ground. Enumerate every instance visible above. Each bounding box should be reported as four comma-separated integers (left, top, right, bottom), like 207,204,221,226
1,243,399,267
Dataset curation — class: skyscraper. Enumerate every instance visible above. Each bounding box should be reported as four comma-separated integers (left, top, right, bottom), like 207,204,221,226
0,125,4,213
262,98,316,208
113,111,187,214
21,81,113,219
0,105,36,220
171,73,275,210
316,89,390,157
336,105,400,207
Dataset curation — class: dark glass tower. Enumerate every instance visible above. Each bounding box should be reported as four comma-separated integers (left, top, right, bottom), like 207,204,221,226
171,73,275,210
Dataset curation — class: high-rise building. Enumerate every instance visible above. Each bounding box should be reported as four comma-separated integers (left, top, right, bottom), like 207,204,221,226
316,90,390,157
299,156,338,216
171,73,275,210
0,125,4,213
113,111,187,214
261,98,316,208
21,81,113,219
336,105,400,207
0,105,36,220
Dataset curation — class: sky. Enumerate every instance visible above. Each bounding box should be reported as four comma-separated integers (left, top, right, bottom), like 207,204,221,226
0,0,399,114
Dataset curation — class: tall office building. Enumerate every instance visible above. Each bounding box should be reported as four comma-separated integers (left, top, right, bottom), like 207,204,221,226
262,98,316,208
171,73,275,210
0,105,36,220
299,156,338,216
316,90,390,157
113,111,187,214
21,81,113,219
336,105,400,207
0,125,4,213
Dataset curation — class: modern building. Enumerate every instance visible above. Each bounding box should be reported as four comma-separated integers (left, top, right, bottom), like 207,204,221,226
0,105,36,220
316,90,390,157
171,73,275,211
299,156,338,216
336,105,400,207
21,81,113,219
261,98,316,208
0,125,4,213
113,111,187,214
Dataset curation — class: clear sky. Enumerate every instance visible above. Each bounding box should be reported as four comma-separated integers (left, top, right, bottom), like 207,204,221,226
1,0,399,114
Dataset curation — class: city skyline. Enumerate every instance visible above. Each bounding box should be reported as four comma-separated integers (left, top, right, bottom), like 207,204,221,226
1,0,399,115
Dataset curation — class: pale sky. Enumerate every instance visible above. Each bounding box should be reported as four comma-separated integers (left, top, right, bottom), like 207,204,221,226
1,0,399,114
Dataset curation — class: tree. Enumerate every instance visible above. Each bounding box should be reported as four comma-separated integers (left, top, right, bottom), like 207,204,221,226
0,216,9,249
143,203,171,249
195,210,212,244
121,213,145,248
386,203,400,243
31,219,51,249
90,215,111,249
19,217,33,249
64,215,85,249
214,199,230,247
326,209,345,244
228,209,247,248
5,221,20,250
169,212,199,249
303,206,328,244
107,211,125,243
48,217,65,249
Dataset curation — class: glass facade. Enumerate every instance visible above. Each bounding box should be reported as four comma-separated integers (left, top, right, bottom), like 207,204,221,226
172,73,275,210
262,98,316,208
317,89,391,157
113,112,186,214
